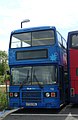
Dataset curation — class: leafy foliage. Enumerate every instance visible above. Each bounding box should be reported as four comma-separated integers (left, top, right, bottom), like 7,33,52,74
0,50,9,84
0,90,7,110
0,51,9,110
0,50,9,75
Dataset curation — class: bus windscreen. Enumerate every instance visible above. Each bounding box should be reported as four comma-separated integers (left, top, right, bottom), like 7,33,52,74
11,66,57,85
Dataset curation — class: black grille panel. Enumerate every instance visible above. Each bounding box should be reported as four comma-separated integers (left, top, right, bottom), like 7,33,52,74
22,91,41,102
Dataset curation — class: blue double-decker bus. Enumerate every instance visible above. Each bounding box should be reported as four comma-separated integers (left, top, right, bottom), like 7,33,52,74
8,26,68,109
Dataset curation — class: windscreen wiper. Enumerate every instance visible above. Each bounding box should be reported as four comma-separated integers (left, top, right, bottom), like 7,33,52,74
33,71,43,89
19,70,30,89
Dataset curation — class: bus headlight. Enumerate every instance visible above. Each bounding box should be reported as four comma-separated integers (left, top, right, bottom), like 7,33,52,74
45,92,50,97
14,92,19,97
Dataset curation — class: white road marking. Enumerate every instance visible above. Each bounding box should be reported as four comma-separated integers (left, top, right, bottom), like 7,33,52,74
10,113,78,118
65,113,78,120
10,113,69,116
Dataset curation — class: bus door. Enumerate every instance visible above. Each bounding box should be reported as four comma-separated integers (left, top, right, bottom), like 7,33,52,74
59,66,65,102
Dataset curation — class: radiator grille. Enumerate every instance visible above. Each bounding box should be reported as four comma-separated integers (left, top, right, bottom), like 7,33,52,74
22,90,41,102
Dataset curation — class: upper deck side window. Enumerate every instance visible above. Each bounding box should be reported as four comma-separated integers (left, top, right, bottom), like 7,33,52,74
57,31,67,49
69,34,78,49
10,30,55,48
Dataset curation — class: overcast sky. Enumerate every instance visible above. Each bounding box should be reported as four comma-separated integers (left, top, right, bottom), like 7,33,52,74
0,0,78,51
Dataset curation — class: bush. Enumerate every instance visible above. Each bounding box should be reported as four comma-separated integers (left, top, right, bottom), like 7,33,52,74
0,76,4,85
0,91,7,110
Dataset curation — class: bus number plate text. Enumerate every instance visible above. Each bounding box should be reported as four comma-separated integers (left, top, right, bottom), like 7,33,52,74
26,103,37,106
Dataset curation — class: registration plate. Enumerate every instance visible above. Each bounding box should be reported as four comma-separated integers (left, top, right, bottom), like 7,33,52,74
26,103,37,106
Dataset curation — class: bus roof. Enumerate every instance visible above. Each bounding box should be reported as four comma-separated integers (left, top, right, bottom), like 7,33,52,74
68,30,78,35
11,26,56,35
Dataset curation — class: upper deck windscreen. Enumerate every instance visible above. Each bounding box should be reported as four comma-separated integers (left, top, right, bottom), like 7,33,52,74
10,30,55,48
69,33,78,49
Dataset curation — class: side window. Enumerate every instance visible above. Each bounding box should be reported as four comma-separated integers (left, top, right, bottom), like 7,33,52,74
61,37,66,49
57,32,62,48
59,66,64,100
57,31,66,49
64,70,68,83
76,68,78,76
71,34,78,48
62,37,67,49
59,66,63,84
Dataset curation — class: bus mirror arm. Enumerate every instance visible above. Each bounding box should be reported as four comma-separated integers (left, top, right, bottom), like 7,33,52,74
19,83,23,90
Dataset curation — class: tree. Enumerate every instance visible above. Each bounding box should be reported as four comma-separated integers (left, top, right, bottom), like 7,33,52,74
0,50,9,75
0,51,9,84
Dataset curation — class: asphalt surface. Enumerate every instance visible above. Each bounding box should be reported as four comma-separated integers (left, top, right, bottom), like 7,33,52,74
1,104,78,120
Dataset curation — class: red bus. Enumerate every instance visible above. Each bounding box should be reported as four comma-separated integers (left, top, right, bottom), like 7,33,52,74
67,31,78,103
